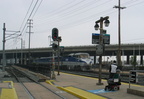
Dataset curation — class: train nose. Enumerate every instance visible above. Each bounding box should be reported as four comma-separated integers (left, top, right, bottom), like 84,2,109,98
85,59,92,65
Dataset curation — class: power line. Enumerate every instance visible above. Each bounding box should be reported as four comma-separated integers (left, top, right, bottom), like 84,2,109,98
126,0,144,8
11,0,43,50
51,0,143,30
7,0,144,49
34,0,114,27
20,0,42,36
28,0,39,19
31,0,43,19
19,0,34,31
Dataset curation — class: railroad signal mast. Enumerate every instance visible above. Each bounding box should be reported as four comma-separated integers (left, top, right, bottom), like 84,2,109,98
52,28,58,41
51,28,62,79
52,28,59,51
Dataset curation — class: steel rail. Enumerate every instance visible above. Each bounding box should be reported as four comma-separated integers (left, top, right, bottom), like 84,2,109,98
9,67,35,99
12,66,66,99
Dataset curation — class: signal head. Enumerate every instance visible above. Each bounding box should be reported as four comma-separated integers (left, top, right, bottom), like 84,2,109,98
52,28,58,41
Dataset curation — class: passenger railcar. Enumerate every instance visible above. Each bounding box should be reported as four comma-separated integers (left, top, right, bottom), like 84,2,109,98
32,53,93,71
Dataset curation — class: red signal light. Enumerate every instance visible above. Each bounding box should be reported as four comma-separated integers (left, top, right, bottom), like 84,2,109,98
52,28,58,41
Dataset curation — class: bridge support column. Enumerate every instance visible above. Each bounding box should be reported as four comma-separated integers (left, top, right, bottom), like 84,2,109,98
94,55,96,65
15,57,17,64
126,55,130,64
140,55,143,65
24,54,27,65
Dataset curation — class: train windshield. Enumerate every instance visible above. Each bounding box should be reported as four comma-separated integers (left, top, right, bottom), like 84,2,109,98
69,53,90,59
79,54,89,59
73,53,89,59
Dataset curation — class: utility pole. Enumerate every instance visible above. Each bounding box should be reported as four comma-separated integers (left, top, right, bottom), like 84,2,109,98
2,23,6,72
114,0,126,69
27,19,33,65
2,23,20,71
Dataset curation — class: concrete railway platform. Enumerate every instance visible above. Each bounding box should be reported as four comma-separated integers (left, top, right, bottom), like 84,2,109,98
0,69,144,99
52,72,144,99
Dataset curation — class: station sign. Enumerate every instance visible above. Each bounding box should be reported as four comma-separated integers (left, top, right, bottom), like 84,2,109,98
92,33,110,44
92,33,99,44
103,34,110,44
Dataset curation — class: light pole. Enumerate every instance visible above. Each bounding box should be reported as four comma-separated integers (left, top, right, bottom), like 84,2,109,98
94,16,110,85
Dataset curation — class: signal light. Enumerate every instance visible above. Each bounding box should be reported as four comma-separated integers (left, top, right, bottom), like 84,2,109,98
52,28,58,41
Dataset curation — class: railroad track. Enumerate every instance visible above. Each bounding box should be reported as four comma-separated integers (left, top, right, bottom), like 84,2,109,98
7,67,36,99
6,66,66,99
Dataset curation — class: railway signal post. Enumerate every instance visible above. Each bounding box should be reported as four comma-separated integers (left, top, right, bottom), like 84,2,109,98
51,28,59,79
51,28,62,78
57,36,62,76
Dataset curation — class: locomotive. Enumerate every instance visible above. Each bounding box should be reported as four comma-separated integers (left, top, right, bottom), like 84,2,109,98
32,53,93,71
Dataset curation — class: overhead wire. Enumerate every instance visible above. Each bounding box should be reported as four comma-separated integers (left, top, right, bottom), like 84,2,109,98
19,0,34,32
20,0,42,36
31,0,43,19
34,0,115,32
5,0,34,49
34,0,77,21
35,0,98,24
56,0,144,29
34,0,114,27
9,0,43,49
37,0,86,20
7,0,144,49
59,0,111,17
27,0,39,19
34,0,144,34
126,0,144,8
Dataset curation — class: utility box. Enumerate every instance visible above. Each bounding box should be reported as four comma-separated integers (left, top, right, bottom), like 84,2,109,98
130,71,138,83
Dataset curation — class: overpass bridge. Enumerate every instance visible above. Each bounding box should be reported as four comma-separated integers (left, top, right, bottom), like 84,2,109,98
0,43,144,64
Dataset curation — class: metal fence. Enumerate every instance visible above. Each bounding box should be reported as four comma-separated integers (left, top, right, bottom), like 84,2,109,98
129,70,144,88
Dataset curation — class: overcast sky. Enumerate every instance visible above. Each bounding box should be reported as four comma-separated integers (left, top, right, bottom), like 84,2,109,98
0,0,144,50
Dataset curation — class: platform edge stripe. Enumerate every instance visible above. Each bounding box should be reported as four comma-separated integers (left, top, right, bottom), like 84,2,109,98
0,88,18,99
66,86,108,99
0,81,18,99
3,81,14,88
57,86,87,99
45,80,55,86
61,72,99,80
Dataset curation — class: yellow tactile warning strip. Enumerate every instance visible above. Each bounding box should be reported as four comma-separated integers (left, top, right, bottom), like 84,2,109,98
0,81,18,99
46,80,108,99
57,86,108,99
45,80,55,86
